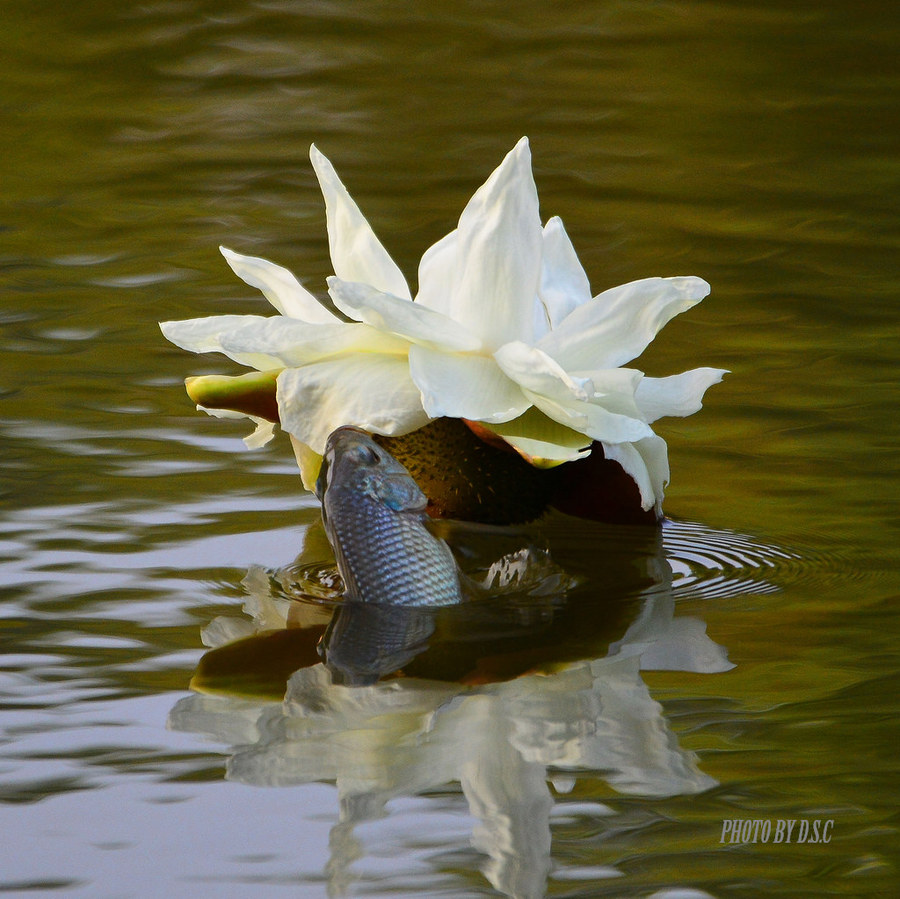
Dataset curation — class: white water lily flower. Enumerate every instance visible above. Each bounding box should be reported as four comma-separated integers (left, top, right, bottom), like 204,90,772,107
161,138,725,512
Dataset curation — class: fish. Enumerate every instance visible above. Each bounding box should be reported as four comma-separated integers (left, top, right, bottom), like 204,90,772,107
315,426,463,607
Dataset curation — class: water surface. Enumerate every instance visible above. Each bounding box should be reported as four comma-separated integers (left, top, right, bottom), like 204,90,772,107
2,1,898,896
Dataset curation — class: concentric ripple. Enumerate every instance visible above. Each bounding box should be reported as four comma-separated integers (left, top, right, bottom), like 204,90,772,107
663,518,825,600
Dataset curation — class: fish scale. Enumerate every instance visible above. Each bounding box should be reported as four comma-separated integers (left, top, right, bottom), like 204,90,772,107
318,428,463,607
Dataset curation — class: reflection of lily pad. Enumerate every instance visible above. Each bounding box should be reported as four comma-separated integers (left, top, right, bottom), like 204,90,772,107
191,627,326,699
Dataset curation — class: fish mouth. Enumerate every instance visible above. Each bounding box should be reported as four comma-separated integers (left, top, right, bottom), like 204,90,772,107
327,425,369,444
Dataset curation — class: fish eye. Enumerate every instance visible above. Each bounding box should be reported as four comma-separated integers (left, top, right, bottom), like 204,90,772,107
350,444,381,466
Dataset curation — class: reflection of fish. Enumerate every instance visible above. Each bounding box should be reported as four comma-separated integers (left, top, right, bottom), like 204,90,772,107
316,427,463,606
322,602,436,685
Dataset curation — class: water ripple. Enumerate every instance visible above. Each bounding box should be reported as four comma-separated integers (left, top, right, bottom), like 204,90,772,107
662,518,854,600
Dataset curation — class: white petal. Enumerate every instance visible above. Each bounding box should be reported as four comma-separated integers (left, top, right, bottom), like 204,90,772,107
216,316,409,366
276,356,430,454
220,247,338,323
309,144,411,300
244,418,278,449
197,405,277,449
635,368,728,423
161,315,284,370
601,435,670,512
538,216,592,330
288,436,323,492
493,342,651,443
528,390,654,446
538,276,711,370
428,137,543,347
161,315,264,354
414,229,458,314
327,277,481,352
161,315,408,369
578,367,649,416
479,407,593,466
532,293,551,344
494,341,594,402
407,345,530,423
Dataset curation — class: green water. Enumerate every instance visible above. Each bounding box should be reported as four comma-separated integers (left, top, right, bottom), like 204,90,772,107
2,1,898,896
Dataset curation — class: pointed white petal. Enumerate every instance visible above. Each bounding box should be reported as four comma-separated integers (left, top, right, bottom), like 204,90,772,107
493,342,651,443
538,276,711,370
220,246,338,323
601,435,670,512
196,406,277,449
161,315,408,369
217,316,409,366
494,341,594,402
161,315,264,354
407,345,530,422
327,277,481,352
532,292,551,344
528,390,654,446
414,229,458,314
433,137,543,347
276,355,430,454
243,418,278,449
309,144,411,300
574,366,649,418
479,408,593,466
538,216,592,329
161,315,285,369
635,368,728,423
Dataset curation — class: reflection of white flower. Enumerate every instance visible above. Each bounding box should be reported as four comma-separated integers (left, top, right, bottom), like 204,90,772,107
173,583,728,898
173,522,744,897
161,138,725,511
